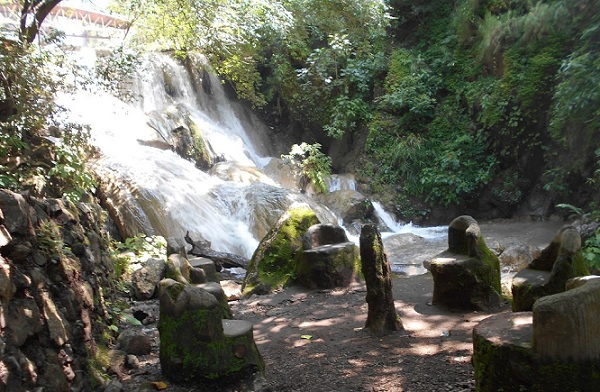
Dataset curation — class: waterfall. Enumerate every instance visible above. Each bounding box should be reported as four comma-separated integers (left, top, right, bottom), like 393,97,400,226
372,202,446,240
59,48,448,276
60,51,336,258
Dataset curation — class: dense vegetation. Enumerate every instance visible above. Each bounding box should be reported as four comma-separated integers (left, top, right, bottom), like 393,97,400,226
114,0,599,221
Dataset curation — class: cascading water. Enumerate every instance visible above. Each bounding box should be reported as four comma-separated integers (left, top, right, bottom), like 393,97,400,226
60,47,448,274
61,51,337,258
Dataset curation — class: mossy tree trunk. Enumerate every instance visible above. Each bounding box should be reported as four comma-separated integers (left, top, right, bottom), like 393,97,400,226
359,224,403,336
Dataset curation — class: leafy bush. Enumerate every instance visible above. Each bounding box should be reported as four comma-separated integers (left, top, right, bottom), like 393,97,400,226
282,142,332,193
583,228,600,272
0,38,96,200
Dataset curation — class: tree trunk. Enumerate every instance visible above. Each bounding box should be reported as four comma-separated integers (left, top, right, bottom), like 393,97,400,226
20,0,63,44
359,224,403,336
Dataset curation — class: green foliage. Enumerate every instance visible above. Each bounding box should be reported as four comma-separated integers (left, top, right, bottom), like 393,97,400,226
94,46,142,102
420,132,495,206
282,142,332,194
583,228,600,272
377,49,439,117
0,38,96,200
37,220,67,263
114,234,167,262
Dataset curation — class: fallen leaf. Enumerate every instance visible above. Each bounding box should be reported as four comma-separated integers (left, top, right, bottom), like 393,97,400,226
152,381,168,390
300,335,313,340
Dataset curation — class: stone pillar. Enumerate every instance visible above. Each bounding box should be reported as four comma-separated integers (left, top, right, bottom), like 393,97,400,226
359,224,402,336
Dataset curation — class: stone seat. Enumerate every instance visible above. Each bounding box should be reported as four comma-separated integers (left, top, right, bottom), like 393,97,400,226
194,281,233,319
158,279,264,384
296,241,360,289
473,276,600,392
511,226,588,311
429,216,501,310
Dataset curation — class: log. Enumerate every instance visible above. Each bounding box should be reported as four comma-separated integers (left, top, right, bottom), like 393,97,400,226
185,231,249,269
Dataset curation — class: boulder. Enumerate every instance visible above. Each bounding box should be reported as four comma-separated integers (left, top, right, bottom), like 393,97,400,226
429,216,501,310
319,190,374,225
499,242,541,273
117,330,152,356
131,258,166,300
302,223,348,250
242,204,319,296
511,226,588,311
296,242,360,289
189,257,218,283
165,254,192,283
158,279,264,384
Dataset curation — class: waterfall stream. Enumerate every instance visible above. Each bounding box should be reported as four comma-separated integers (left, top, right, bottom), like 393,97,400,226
60,50,445,273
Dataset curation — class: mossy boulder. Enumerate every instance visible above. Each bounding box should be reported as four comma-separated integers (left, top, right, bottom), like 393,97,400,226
512,226,589,311
429,215,502,310
158,279,264,384
242,204,319,296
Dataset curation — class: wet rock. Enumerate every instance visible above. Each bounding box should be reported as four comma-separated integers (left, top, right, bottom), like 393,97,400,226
319,189,374,225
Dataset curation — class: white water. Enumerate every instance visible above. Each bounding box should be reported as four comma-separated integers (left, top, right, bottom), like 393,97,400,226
59,48,448,271
372,202,446,240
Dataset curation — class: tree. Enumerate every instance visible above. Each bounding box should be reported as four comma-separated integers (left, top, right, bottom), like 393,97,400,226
18,0,63,43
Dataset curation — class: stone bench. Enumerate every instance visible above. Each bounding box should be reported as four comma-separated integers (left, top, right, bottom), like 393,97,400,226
158,279,264,386
296,224,361,289
511,226,588,311
473,276,600,392
428,216,501,310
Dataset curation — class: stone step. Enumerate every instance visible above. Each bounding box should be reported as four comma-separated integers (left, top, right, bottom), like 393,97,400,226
189,256,219,282
223,319,253,338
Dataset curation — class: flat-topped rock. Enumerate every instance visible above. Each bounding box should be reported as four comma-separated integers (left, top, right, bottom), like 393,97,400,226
189,257,219,282
473,312,534,392
223,319,253,337
474,276,600,392
296,242,360,289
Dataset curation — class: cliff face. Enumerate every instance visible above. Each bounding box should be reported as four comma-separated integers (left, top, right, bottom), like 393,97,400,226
0,189,119,391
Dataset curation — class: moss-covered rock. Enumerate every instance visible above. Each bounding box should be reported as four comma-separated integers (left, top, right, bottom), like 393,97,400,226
242,204,319,296
430,215,502,310
158,279,264,383
512,226,589,311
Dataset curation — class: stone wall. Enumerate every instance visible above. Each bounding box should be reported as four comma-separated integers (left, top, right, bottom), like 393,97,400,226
0,189,119,391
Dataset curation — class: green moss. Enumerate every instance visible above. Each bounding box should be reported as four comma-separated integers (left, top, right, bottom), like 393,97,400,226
243,205,319,295
473,332,533,392
159,306,263,382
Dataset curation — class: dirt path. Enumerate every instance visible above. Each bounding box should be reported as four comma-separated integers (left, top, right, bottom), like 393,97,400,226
231,274,509,392
119,273,508,392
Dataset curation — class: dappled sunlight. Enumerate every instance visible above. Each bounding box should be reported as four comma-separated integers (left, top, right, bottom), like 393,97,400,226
230,273,502,392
